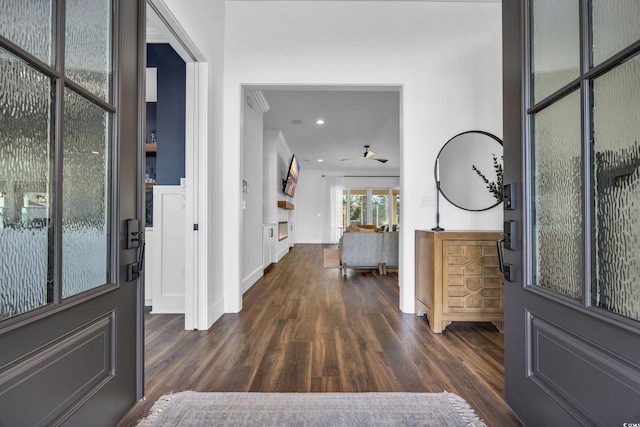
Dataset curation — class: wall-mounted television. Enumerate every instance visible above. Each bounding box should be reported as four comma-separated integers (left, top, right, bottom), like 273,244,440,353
282,154,300,197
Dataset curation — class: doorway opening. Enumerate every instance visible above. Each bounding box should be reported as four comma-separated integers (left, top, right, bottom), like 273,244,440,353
144,0,207,328
239,85,404,308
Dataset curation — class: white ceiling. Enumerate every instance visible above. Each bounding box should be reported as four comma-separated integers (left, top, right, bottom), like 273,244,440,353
148,15,401,175
262,89,401,173
146,1,496,176
228,0,499,2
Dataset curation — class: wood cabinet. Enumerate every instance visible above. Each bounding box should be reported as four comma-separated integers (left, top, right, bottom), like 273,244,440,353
263,224,277,268
415,230,504,333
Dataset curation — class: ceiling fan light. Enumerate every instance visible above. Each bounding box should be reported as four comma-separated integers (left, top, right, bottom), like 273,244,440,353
342,145,386,163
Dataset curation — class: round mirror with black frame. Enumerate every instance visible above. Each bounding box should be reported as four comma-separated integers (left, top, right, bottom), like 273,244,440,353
435,130,503,211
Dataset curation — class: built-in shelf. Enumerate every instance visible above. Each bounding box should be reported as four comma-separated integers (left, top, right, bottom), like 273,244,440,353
145,144,157,190
277,201,294,210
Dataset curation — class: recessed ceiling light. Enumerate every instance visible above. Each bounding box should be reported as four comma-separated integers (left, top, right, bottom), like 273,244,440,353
317,159,323,162
291,119,303,125
316,119,325,125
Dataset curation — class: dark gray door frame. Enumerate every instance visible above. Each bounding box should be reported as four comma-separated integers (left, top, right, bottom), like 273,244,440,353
502,0,526,422
136,0,147,403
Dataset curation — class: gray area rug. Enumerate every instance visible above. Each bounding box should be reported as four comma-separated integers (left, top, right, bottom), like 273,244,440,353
136,391,486,426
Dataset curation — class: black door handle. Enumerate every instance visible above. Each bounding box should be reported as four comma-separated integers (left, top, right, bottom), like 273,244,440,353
497,239,505,274
137,238,146,269
126,239,145,282
125,218,145,281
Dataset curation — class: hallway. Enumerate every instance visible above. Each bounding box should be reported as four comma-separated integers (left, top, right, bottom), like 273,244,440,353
119,244,520,426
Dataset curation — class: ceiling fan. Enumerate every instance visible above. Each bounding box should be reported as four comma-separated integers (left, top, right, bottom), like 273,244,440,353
341,145,388,163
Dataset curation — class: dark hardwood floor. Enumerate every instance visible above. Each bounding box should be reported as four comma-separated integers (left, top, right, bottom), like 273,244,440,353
118,244,521,426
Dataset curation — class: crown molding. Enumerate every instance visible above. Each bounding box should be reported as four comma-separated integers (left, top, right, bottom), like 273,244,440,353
249,90,270,113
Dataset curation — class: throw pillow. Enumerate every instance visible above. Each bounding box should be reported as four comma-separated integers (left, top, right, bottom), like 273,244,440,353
347,223,360,232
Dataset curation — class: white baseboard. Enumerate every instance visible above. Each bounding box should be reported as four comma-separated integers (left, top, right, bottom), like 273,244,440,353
296,238,323,244
242,266,264,294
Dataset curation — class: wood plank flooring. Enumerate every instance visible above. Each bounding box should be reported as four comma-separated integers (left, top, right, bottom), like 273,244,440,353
118,244,522,426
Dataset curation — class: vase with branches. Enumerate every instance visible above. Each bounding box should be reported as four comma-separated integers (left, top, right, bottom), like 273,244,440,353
472,154,503,203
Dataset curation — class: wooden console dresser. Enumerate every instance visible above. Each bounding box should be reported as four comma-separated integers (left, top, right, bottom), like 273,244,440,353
415,230,504,333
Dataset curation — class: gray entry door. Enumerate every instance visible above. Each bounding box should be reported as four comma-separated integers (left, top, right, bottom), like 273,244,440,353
0,0,142,425
502,1,640,426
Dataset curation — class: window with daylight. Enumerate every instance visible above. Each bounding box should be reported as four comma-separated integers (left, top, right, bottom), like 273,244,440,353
342,188,400,230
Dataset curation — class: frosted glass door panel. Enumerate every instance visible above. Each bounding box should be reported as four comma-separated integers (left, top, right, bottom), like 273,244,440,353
62,88,111,298
0,48,54,320
0,0,55,65
592,0,640,66
65,0,112,102
532,91,583,300
531,0,580,102
592,53,640,321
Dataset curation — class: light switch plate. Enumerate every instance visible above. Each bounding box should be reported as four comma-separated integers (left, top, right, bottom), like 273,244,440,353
420,195,436,207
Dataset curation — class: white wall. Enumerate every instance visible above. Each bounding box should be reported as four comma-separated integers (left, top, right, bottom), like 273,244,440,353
343,176,400,189
262,131,279,225
275,138,294,258
241,91,264,292
224,1,503,313
263,131,295,258
295,171,325,244
163,0,226,327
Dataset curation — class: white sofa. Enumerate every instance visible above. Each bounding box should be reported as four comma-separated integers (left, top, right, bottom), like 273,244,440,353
339,232,399,276
380,231,399,274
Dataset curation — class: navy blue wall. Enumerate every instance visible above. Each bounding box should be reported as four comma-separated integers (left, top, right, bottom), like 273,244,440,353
147,43,186,185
